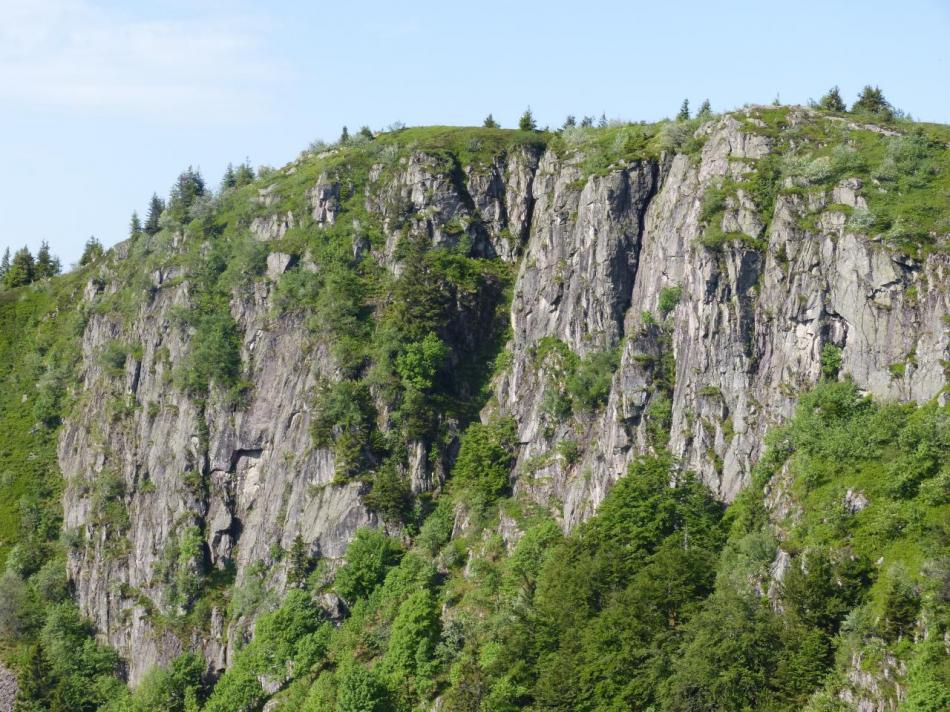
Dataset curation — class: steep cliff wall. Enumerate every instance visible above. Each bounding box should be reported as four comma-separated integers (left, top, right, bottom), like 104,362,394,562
494,115,947,530
56,109,948,682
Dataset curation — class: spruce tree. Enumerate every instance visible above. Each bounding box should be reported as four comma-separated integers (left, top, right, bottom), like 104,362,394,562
288,534,312,587
580,115,594,128
34,241,60,279
340,126,350,144
358,126,373,140
677,98,690,121
168,167,205,222
518,108,537,131
234,162,255,187
0,247,9,281
5,247,35,288
562,115,576,129
852,85,894,120
129,211,142,237
598,113,608,128
482,114,500,129
145,193,164,235
79,236,104,266
697,99,712,119
818,86,846,112
221,163,237,191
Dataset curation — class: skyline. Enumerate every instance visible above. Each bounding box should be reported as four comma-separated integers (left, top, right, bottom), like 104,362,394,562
1,0,948,267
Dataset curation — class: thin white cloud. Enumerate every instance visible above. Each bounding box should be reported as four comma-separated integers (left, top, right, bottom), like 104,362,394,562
0,0,284,123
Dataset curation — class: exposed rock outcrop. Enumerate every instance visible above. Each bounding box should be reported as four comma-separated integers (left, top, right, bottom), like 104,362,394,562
0,664,16,712
58,110,948,683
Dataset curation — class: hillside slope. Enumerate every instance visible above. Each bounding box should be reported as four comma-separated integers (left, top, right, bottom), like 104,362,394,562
0,105,948,711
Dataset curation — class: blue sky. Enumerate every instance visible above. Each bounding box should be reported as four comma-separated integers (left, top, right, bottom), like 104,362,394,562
1,0,947,268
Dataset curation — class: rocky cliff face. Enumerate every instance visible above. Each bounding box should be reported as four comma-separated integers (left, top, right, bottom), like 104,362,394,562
494,115,947,528
58,109,948,682
61,271,375,679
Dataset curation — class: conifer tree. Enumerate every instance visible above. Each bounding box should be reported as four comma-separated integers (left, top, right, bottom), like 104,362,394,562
0,247,9,281
79,236,104,266
340,126,350,144
359,126,373,140
129,211,142,237
677,98,690,121
580,116,594,128
697,99,712,119
221,163,237,191
562,115,576,129
818,86,846,112
168,167,205,222
598,113,608,128
34,241,60,279
518,108,537,131
288,534,311,587
234,162,255,187
145,193,165,235
852,85,894,120
482,114,500,128
5,247,35,288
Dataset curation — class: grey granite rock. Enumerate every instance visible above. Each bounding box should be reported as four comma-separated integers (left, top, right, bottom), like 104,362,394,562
58,111,947,685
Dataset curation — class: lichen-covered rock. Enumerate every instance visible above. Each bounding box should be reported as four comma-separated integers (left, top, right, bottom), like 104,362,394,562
0,664,16,712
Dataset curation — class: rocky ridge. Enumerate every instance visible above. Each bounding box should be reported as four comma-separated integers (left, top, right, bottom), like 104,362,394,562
57,108,948,683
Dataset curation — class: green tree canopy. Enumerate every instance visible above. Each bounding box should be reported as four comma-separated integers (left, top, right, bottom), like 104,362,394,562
144,193,165,235
677,98,690,120
335,528,403,602
818,86,846,112
79,236,104,267
4,246,35,288
35,241,61,279
518,108,537,131
852,85,894,120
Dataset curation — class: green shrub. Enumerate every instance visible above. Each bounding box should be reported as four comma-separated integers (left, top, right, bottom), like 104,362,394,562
335,528,403,603
646,393,673,448
99,341,129,377
658,285,682,316
416,499,455,556
700,182,728,224
102,652,206,712
541,385,573,421
382,588,440,683
38,602,125,711
451,419,518,503
566,348,619,412
310,379,377,480
556,439,580,465
0,570,35,638
880,571,920,641
177,308,243,398
91,470,128,531
363,461,413,524
396,333,447,392
202,662,263,712
780,550,871,633
820,344,843,380
336,662,390,712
